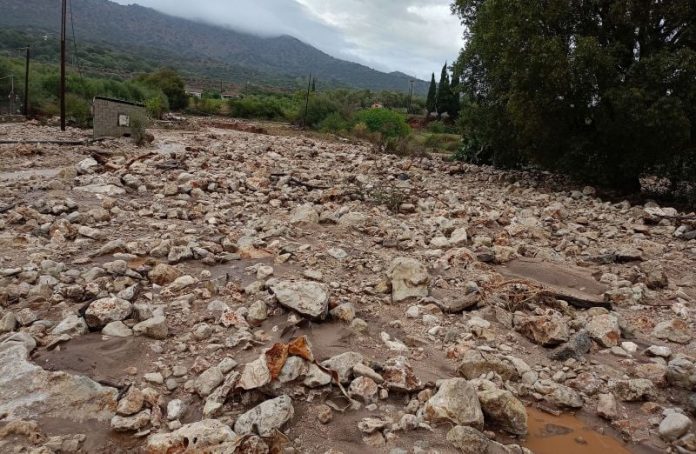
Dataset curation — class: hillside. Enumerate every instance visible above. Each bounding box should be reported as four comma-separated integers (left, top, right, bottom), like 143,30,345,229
1,0,427,93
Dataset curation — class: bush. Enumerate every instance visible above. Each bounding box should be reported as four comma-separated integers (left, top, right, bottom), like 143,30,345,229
130,114,149,146
353,109,410,139
145,94,169,120
427,121,447,134
228,96,287,120
318,112,350,133
65,94,91,127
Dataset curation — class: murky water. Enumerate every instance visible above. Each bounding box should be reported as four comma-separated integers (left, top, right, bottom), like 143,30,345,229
524,408,632,454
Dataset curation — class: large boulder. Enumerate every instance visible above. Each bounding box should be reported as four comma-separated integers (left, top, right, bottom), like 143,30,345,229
270,280,329,320
0,342,117,422
458,350,520,381
145,420,236,454
477,387,528,435
447,425,531,454
652,319,692,344
84,297,132,328
387,257,430,303
586,314,621,348
424,378,484,428
233,395,294,437
515,312,569,347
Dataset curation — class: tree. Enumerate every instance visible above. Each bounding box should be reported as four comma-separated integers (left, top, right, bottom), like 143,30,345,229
451,0,696,193
436,63,451,118
426,73,437,116
136,68,187,111
311,77,316,92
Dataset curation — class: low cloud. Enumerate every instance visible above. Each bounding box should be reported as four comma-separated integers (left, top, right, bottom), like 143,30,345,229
111,0,463,79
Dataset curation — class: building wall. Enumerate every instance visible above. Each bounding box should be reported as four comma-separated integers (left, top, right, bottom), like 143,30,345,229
93,98,146,139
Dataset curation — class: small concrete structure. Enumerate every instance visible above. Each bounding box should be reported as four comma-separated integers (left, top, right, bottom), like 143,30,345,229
92,97,146,139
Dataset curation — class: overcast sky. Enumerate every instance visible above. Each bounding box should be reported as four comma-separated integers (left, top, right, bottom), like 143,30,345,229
111,0,464,80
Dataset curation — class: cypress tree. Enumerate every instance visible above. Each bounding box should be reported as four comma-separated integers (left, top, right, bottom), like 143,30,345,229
426,73,437,116
436,63,451,118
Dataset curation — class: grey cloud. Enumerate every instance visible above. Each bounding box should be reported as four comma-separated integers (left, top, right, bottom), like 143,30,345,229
111,0,463,79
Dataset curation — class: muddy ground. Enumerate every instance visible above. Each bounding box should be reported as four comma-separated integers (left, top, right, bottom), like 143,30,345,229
1,117,695,454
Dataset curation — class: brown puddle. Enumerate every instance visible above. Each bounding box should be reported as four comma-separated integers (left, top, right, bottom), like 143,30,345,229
524,408,632,454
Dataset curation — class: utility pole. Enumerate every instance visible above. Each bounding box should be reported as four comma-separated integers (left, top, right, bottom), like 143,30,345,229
60,0,67,131
302,73,312,128
407,80,414,114
24,45,30,118
9,75,15,114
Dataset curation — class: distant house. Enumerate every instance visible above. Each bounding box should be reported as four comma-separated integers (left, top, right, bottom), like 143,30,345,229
221,92,238,100
186,87,203,98
92,97,146,139
371,103,384,109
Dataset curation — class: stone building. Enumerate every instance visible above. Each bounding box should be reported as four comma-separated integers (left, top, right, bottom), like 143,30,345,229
92,97,146,139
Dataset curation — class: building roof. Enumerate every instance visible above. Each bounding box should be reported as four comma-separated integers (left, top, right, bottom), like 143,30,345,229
93,96,145,108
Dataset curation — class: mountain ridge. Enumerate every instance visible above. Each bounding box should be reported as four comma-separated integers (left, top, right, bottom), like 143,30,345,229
0,0,428,93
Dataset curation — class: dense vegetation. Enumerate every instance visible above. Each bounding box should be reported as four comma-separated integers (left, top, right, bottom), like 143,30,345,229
1,0,426,93
451,0,696,198
0,55,166,124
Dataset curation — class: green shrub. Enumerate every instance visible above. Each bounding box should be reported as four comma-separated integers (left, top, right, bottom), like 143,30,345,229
65,94,91,127
427,121,447,134
228,96,287,120
130,114,149,146
145,94,169,119
318,112,350,133
353,109,410,139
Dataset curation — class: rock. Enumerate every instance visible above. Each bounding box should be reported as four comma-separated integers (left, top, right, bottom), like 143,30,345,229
353,363,384,384
382,356,422,392
148,264,181,286
102,321,133,337
0,342,117,422
450,227,468,246
133,316,168,340
424,378,484,428
247,301,268,323
303,363,332,388
549,330,592,361
321,352,363,383
446,425,524,454
168,275,196,291
330,303,356,322
348,377,379,403
76,157,99,174
646,345,672,358
667,357,696,389
237,357,271,391
586,314,621,348
0,312,17,334
144,372,164,384
195,366,224,397
75,184,125,196
316,404,333,424
659,413,692,441
458,351,520,381
515,312,569,347
84,297,132,329
387,257,430,303
270,280,329,320
145,420,236,454
111,409,150,432
328,247,348,260
290,204,319,224
278,356,307,383
117,387,144,416
51,314,88,336
547,384,584,408
78,226,105,240
597,393,618,420
609,379,657,402
653,319,693,344
233,395,294,437
166,399,185,421
477,388,528,435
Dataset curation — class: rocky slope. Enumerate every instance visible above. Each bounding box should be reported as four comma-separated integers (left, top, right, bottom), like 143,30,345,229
0,118,695,453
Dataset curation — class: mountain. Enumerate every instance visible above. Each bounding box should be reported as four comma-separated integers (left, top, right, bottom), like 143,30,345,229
1,0,427,93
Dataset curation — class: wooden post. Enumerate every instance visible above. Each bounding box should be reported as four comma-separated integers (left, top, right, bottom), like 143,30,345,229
24,46,30,117
60,0,67,131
